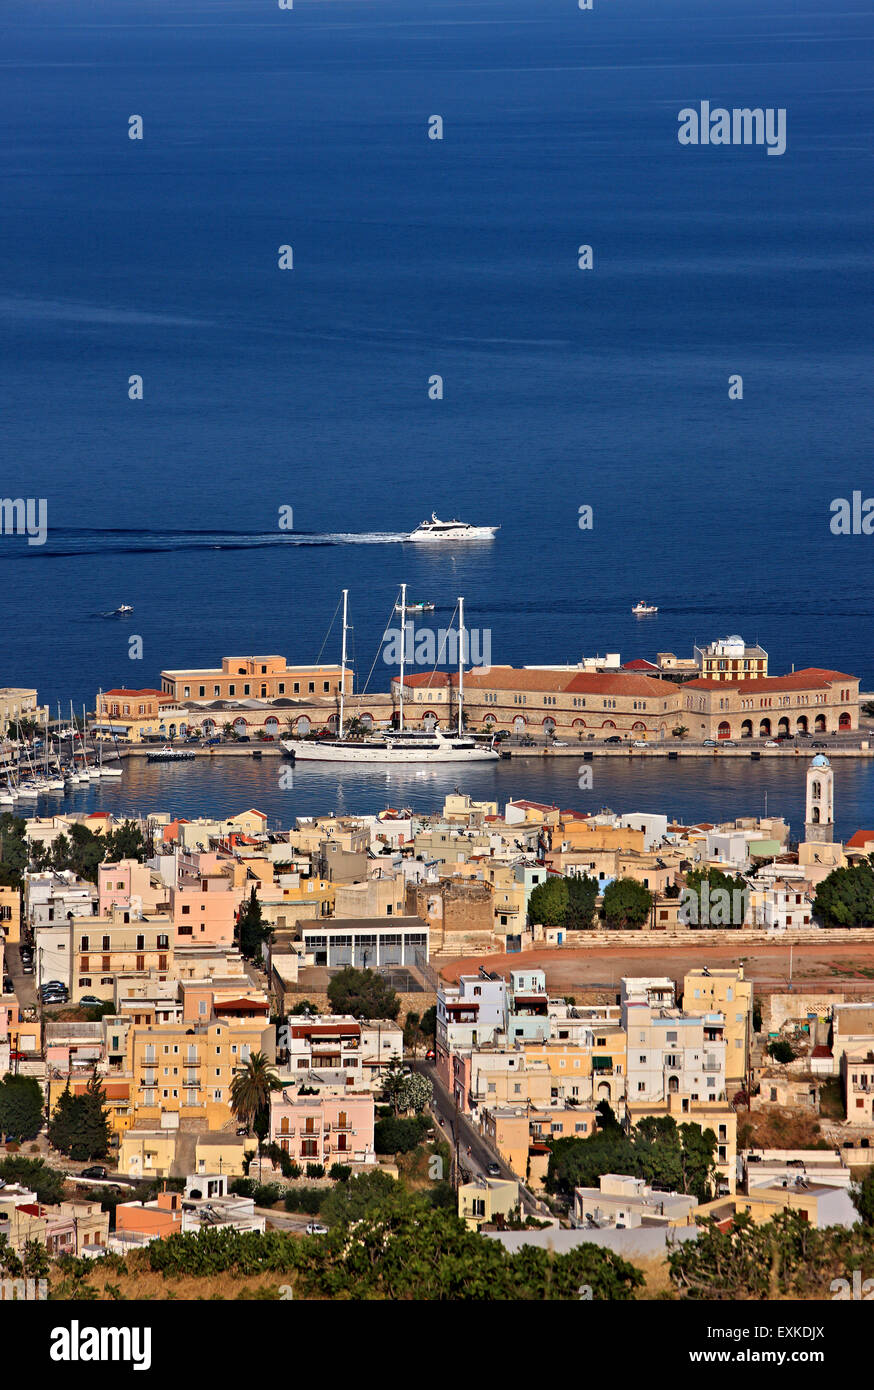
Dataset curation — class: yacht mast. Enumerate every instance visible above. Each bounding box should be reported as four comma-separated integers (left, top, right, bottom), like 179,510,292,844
457,595,464,736
398,582,406,734
339,588,348,740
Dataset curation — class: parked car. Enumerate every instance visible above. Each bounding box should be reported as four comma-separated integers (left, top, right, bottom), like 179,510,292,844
632,740,649,748
80,1166,109,1180
8,1050,26,1062
764,740,780,747
703,739,718,747
40,980,67,994
305,1222,328,1236
551,739,569,747
520,736,536,747
205,736,222,746
425,1048,435,1061
812,741,826,748
21,961,33,974
486,1162,501,1177
79,995,104,1007
604,736,622,744
235,735,251,743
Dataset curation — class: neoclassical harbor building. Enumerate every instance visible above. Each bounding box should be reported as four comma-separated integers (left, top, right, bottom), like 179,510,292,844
391,666,860,742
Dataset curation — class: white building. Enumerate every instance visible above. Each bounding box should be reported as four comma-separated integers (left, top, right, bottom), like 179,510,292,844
623,1000,727,1104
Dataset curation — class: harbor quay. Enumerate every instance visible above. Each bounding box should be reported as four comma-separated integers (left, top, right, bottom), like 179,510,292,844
88,633,868,755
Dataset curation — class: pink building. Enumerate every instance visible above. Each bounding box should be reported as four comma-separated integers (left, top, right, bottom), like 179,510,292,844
98,860,167,917
269,1087,375,1165
170,878,237,946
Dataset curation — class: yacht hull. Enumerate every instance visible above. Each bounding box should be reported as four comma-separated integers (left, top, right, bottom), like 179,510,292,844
281,738,499,764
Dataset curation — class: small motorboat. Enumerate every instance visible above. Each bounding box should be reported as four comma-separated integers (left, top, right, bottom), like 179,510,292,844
112,604,134,616
631,600,658,616
394,600,435,614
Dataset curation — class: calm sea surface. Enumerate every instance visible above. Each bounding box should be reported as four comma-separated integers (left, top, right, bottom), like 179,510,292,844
2,0,872,826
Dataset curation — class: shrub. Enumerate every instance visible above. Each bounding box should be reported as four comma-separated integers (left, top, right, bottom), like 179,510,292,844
305,1163,325,1180
328,1163,352,1183
283,1187,326,1215
374,1116,430,1155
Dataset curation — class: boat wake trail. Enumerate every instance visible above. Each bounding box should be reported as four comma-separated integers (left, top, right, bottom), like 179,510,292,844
6,529,410,559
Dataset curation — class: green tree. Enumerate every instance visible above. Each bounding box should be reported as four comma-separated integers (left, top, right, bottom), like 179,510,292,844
0,1074,44,1141
374,1116,430,1154
813,856,874,928
767,1039,795,1064
527,876,569,928
601,877,652,929
47,1076,110,1161
381,1057,409,1115
103,820,146,862
548,1117,717,1203
0,1156,65,1205
0,815,29,888
326,967,400,1021
566,873,598,930
319,1169,402,1228
851,1168,874,1225
229,1052,280,1135
237,886,273,961
682,866,749,928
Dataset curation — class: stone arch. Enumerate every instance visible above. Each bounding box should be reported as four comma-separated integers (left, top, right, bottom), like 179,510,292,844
718,721,731,740
759,718,771,737
741,720,753,739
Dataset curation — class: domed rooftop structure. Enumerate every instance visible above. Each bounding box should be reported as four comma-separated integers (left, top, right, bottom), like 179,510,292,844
810,753,831,768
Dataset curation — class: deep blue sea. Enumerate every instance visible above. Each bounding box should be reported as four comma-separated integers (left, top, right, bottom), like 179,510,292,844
2,0,873,830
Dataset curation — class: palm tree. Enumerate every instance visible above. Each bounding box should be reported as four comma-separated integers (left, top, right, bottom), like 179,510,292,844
230,1052,280,1134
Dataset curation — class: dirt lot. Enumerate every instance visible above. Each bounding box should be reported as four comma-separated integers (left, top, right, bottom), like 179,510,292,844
437,940,874,1000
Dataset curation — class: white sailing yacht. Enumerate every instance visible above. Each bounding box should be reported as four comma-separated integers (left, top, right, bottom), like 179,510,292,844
280,588,499,764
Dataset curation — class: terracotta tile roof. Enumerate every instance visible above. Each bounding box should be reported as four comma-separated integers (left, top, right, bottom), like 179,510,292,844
102,688,167,698
623,658,660,671
846,830,874,848
684,667,857,693
394,666,673,696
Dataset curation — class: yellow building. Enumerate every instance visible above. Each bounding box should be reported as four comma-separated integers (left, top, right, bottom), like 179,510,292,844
0,884,21,944
458,1177,520,1231
682,967,752,1089
127,1015,275,1131
72,908,174,1003
160,655,350,703
194,1132,252,1177
119,1127,178,1181
522,1035,628,1114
